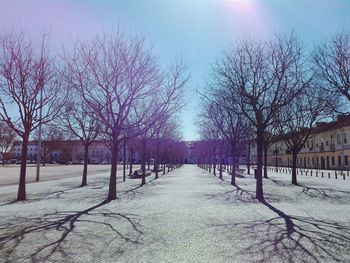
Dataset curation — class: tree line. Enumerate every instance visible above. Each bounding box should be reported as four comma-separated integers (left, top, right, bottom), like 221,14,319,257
198,31,350,200
0,28,189,202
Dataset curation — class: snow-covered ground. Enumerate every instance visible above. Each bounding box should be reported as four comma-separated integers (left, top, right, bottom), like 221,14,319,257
0,164,349,263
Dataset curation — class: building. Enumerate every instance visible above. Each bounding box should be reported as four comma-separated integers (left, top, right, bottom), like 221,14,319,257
11,140,141,164
182,140,257,165
183,141,198,164
267,115,350,170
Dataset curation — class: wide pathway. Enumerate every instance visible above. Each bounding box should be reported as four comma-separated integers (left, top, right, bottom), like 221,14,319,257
0,164,349,263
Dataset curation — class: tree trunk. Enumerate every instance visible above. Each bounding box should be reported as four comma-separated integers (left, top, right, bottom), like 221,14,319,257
219,146,223,180
231,141,237,186
292,150,298,185
107,137,119,201
263,145,268,179
275,152,278,172
129,147,133,176
213,146,216,176
247,142,251,175
17,134,29,201
141,140,147,185
123,139,126,182
1,153,4,166
81,142,89,187
155,140,160,179
256,128,264,200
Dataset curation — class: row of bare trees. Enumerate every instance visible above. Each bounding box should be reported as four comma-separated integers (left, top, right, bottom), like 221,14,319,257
198,30,350,200
0,28,189,201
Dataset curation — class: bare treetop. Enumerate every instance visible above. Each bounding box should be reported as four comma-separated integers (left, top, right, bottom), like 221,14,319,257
215,33,304,128
314,30,350,112
0,29,65,136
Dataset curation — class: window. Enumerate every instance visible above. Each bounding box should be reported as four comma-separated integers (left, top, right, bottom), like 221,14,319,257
307,141,309,148
326,141,328,146
308,157,310,165
332,156,335,166
330,135,334,144
337,134,341,144
345,156,349,166
344,133,348,144
312,157,314,165
338,156,341,166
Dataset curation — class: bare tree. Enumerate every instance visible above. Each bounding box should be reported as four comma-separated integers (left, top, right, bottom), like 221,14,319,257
276,83,330,185
58,97,100,186
200,88,251,186
0,29,66,201
198,122,219,176
313,31,350,112
213,33,304,200
0,121,16,165
62,32,188,200
126,136,139,176
153,117,182,178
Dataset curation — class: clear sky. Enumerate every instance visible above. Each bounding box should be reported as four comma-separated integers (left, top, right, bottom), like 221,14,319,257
0,0,350,140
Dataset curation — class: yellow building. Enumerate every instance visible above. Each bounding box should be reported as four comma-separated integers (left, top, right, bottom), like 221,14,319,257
268,116,350,170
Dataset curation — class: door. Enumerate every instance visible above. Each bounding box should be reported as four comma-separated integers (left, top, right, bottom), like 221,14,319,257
321,157,325,169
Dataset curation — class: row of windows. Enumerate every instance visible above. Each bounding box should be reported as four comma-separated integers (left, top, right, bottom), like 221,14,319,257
91,150,110,156
304,133,348,149
298,155,349,166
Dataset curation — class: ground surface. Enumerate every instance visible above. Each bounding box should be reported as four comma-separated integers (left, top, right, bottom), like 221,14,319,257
0,165,349,263
0,164,118,186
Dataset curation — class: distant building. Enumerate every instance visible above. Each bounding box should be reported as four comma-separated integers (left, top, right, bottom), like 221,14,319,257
267,115,350,170
11,140,140,164
183,141,198,164
182,140,257,165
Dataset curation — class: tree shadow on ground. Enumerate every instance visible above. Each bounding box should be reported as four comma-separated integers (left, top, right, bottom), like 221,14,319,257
208,199,350,263
297,184,350,202
201,168,350,261
266,178,292,187
203,187,258,204
0,186,82,206
0,200,143,262
0,200,17,207
202,176,285,204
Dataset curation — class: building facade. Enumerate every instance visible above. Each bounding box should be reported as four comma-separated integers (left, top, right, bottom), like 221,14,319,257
267,116,350,170
11,140,144,164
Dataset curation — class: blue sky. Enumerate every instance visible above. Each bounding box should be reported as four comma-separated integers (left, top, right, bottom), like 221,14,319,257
0,0,350,140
